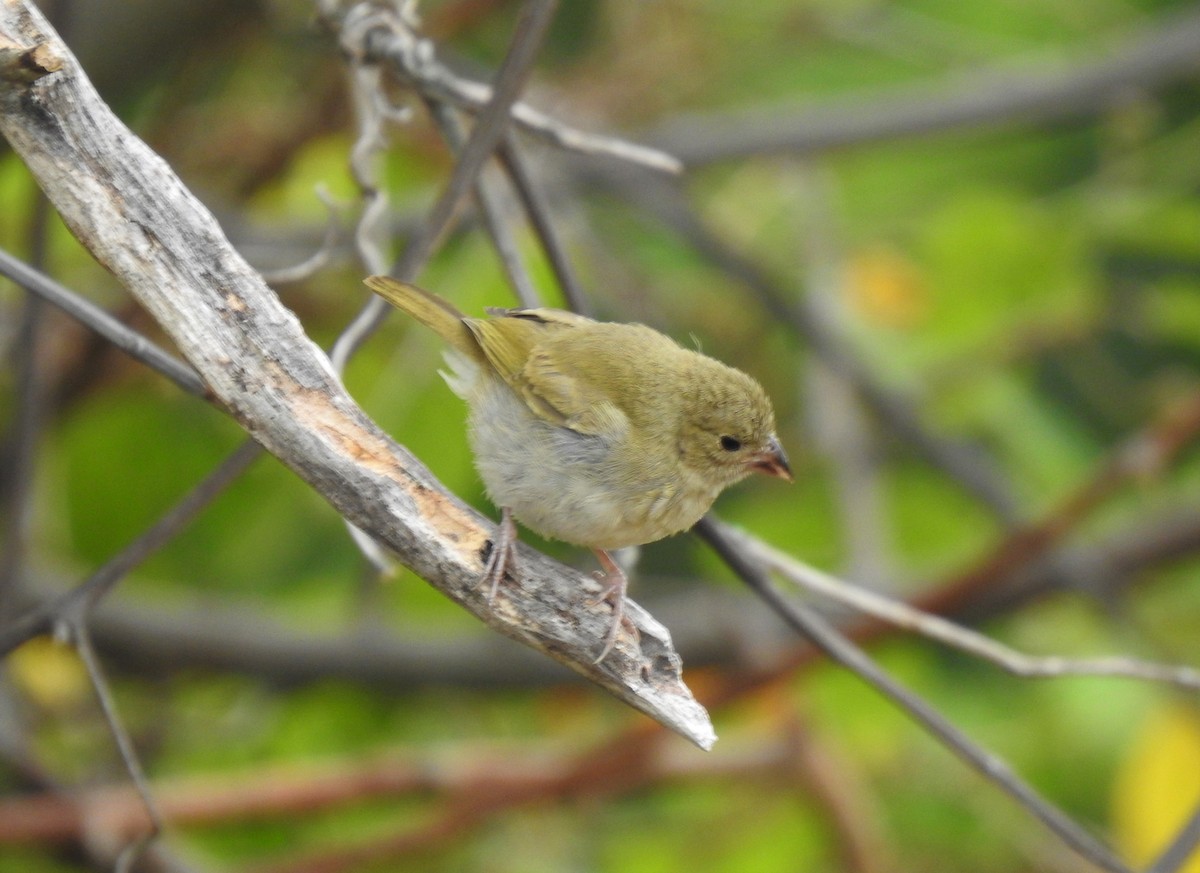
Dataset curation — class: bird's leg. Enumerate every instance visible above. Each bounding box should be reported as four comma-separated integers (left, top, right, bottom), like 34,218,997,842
482,507,519,602
590,548,636,663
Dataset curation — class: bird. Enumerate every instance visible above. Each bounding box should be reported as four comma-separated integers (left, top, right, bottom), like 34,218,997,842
364,276,792,662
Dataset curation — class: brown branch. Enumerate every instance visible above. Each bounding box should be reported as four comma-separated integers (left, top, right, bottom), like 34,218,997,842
0,738,793,849
784,716,891,873
920,391,1200,620
0,0,713,749
244,733,792,873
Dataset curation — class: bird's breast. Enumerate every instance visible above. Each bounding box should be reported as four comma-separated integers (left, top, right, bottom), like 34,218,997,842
464,378,713,550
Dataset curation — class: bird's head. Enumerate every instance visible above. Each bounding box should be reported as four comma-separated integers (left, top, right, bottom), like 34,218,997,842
676,359,791,490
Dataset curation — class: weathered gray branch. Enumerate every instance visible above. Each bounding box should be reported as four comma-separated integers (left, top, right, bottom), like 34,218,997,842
0,0,714,750
321,0,682,175
645,6,1200,164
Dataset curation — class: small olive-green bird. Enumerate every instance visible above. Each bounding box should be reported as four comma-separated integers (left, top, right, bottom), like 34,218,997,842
365,276,791,661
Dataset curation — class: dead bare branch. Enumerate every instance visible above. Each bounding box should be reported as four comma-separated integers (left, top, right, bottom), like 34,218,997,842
318,0,682,174
0,0,714,750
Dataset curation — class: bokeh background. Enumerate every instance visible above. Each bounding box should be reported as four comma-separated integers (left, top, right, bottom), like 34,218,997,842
2,1,1200,871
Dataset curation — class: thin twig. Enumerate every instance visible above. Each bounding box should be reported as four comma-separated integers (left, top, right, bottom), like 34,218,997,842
0,187,50,648
331,1,681,174
0,248,208,398
425,98,542,308
0,293,43,608
496,133,592,314
328,41,404,375
331,0,559,363
392,0,559,282
643,6,1200,164
71,624,164,873
695,517,1133,873
0,440,262,657
257,186,343,285
0,439,259,868
718,520,1200,690
1146,801,1200,873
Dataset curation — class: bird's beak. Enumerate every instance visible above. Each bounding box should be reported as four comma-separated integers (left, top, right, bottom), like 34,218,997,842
749,435,793,482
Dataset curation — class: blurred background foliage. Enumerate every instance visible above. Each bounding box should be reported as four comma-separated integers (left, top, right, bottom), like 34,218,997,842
2,0,1200,871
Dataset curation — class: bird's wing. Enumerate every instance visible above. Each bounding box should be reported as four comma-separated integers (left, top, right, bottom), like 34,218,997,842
518,347,628,437
465,310,627,438
483,306,594,327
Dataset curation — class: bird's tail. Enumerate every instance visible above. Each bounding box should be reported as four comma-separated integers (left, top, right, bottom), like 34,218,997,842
363,276,482,360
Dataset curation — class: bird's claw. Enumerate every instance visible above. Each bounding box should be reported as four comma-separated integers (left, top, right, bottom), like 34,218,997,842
589,551,637,664
481,507,519,603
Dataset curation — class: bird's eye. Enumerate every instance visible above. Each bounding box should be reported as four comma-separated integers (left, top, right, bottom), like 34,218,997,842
719,435,742,452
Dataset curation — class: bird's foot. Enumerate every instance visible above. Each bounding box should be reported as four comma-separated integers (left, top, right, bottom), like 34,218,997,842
589,550,638,664
482,507,519,603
